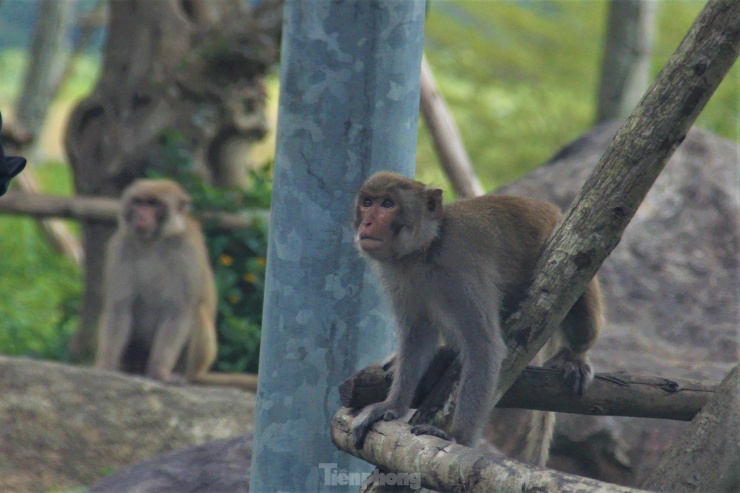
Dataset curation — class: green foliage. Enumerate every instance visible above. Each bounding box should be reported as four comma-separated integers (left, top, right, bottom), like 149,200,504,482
0,48,98,104
0,161,81,360
0,48,25,101
148,132,271,374
420,0,739,193
0,217,81,360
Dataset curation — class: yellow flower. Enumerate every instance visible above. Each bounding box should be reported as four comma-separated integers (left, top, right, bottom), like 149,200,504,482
244,273,257,284
219,254,234,266
229,293,241,304
255,257,267,267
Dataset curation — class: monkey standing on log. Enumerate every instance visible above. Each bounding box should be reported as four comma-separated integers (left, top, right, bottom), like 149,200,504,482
351,172,603,465
95,179,257,392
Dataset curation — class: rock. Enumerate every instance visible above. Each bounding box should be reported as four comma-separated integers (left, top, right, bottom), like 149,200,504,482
0,356,254,492
488,121,738,485
88,435,252,493
643,365,739,492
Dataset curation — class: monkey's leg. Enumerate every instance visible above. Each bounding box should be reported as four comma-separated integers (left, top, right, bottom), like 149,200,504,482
147,312,195,382
351,320,438,449
447,334,506,446
185,305,218,381
96,305,133,371
546,277,603,395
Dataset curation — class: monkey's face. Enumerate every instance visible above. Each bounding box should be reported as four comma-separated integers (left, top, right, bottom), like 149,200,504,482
125,195,167,240
355,192,402,261
354,172,445,262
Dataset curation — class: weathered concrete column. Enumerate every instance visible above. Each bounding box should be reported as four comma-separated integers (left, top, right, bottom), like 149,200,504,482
250,1,426,491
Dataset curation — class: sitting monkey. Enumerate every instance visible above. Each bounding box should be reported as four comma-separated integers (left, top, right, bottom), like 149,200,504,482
96,179,257,391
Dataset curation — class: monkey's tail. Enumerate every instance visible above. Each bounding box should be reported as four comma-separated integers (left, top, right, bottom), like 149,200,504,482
191,372,259,392
520,410,556,467
518,338,558,467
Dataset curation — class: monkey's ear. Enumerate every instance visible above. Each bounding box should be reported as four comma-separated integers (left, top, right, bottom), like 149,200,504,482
177,196,191,213
426,188,444,220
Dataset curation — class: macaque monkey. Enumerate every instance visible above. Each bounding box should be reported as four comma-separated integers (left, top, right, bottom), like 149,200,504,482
95,179,257,392
351,172,603,465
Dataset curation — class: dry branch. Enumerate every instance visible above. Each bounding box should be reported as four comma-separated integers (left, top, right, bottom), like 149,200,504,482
332,408,649,493
419,55,483,198
339,355,716,422
0,191,269,229
15,173,83,265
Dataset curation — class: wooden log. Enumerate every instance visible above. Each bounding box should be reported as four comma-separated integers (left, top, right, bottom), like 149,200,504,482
340,348,716,422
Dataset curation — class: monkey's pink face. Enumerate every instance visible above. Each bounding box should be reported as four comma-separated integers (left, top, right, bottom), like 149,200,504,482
355,193,400,259
126,196,165,239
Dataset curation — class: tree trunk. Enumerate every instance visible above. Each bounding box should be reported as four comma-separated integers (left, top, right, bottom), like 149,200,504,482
64,0,282,359
14,0,82,265
596,0,657,123
16,0,75,142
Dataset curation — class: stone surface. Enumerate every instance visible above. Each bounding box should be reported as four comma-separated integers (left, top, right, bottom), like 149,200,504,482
0,357,254,492
88,435,253,493
489,121,738,485
642,365,739,492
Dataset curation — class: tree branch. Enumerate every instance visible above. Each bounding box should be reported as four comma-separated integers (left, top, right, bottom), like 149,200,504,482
331,408,650,493
0,191,269,229
339,353,716,422
419,55,483,198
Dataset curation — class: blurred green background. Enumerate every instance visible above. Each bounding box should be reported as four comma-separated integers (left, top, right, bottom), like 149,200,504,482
0,0,736,365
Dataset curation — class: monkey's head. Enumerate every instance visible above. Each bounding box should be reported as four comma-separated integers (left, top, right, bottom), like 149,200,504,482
354,172,443,262
120,179,190,242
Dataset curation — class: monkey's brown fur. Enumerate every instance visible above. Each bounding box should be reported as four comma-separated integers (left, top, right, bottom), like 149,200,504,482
95,179,257,392
351,172,602,465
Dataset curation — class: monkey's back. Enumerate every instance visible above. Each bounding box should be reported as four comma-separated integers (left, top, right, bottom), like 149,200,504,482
438,194,561,288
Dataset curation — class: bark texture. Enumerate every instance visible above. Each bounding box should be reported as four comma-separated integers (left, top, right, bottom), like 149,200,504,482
332,408,650,493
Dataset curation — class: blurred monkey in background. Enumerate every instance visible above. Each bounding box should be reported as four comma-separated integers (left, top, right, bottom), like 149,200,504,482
96,179,257,391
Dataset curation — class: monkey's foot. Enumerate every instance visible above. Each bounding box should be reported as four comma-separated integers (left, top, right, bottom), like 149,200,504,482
351,402,403,450
409,424,449,441
159,373,188,386
545,349,594,396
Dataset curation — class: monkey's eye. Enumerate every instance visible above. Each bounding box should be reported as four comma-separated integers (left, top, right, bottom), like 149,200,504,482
132,197,159,207
381,198,395,208
362,197,373,207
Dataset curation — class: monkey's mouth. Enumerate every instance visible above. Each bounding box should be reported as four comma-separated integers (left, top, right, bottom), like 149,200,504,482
358,235,384,251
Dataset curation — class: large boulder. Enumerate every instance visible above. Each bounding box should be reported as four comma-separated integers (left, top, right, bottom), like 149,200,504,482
88,435,253,493
489,121,737,485
643,365,739,493
0,356,254,492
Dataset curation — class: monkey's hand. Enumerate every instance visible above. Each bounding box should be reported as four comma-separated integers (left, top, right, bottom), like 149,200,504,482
545,349,594,396
409,424,450,441
351,401,405,450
